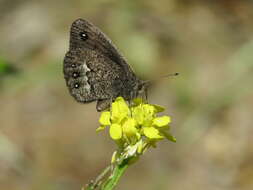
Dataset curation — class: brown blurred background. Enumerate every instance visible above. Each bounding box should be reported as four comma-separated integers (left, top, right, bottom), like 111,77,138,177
1,0,253,190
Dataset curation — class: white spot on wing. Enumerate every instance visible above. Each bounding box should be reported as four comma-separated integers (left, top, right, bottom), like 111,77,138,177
83,62,90,72
82,61,91,93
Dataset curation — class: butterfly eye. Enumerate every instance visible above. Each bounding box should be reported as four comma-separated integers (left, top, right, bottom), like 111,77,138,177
74,83,80,88
72,72,79,78
80,32,88,41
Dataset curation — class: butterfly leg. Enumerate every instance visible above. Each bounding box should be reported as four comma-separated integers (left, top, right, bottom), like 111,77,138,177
144,87,148,102
138,84,148,103
109,96,113,116
128,91,136,116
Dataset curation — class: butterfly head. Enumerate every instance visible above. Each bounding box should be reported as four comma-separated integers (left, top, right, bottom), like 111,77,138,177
132,80,150,99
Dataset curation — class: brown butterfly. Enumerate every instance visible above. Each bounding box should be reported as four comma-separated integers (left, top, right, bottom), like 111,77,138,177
63,19,148,111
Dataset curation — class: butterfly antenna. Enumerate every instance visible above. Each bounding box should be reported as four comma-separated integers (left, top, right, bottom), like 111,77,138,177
160,72,179,78
143,72,179,85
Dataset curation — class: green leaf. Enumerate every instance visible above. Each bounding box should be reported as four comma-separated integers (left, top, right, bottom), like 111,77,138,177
160,130,177,142
111,151,118,164
96,125,106,132
152,104,165,113
132,98,143,105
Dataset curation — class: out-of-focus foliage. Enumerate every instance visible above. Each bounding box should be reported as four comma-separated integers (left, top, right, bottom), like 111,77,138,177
0,57,17,77
0,0,253,190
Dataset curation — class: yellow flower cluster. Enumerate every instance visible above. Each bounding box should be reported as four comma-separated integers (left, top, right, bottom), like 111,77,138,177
97,97,176,160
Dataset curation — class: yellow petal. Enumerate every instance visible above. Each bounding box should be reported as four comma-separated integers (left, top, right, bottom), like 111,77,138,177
99,111,111,125
132,105,144,125
111,97,130,123
153,116,171,127
143,127,164,139
110,123,122,140
142,104,155,116
122,118,137,137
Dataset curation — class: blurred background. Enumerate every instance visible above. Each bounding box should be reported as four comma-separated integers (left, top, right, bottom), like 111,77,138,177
1,0,253,189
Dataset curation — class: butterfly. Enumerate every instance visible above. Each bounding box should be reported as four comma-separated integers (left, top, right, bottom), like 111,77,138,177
63,19,148,111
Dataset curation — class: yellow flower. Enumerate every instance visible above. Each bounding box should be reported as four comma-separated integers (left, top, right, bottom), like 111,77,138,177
97,97,176,160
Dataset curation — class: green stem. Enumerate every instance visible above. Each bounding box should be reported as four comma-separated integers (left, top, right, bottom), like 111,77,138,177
85,165,112,190
102,161,129,190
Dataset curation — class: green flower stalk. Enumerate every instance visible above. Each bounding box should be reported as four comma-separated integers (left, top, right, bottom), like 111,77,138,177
85,97,176,190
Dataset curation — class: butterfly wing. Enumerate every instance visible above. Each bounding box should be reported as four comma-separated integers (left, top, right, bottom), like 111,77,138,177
69,19,136,80
63,19,139,105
